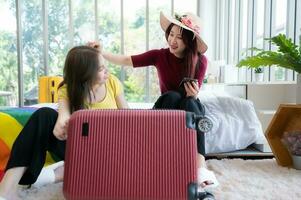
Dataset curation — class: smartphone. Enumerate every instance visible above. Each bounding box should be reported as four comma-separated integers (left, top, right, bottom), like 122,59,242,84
179,77,198,87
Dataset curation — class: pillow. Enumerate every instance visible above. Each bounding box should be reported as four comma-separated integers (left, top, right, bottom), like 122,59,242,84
199,93,263,153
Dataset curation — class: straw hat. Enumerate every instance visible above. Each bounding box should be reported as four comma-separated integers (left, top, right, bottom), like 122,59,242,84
160,11,208,54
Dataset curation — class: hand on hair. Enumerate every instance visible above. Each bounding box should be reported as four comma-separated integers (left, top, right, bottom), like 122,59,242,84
87,41,102,53
53,116,69,141
184,81,199,98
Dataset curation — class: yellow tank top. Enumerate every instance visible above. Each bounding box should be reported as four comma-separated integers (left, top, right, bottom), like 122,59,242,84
58,74,123,109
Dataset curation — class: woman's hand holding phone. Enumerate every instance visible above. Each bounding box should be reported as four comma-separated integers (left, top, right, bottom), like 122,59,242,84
179,77,197,88
179,77,199,98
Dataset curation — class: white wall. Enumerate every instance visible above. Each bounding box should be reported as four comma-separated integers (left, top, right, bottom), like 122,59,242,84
247,83,297,110
247,83,297,132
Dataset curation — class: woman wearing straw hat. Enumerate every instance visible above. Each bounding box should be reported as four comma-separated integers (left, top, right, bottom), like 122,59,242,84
88,11,219,189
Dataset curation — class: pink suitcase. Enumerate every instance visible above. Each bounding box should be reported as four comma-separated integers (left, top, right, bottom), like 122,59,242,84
63,109,213,200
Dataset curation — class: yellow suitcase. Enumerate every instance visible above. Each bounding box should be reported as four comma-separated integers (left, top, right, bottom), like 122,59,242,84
38,76,63,103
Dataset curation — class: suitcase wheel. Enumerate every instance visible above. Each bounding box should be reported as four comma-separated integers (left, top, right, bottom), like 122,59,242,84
197,117,213,133
187,182,198,200
197,192,215,200
187,182,215,200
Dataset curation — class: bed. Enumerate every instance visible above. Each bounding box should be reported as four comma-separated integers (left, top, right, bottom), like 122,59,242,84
128,94,264,155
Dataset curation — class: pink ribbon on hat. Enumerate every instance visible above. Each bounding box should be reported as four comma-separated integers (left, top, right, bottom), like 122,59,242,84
179,15,200,34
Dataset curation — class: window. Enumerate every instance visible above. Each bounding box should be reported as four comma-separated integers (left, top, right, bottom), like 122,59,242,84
148,0,171,102
22,0,43,105
271,0,287,81
228,0,236,64
274,0,287,35
1,0,299,106
174,0,197,14
97,0,121,82
217,0,294,83
123,0,146,102
238,0,249,82
253,0,266,82
73,0,95,45
0,0,17,106
255,0,265,50
48,0,69,76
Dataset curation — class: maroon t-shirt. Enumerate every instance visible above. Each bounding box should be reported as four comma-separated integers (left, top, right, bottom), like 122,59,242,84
131,48,207,94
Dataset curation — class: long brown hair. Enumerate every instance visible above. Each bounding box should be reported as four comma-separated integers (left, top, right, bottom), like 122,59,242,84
165,23,199,78
59,46,100,113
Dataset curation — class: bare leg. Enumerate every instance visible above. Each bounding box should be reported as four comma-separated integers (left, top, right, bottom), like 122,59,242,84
197,154,206,168
197,154,214,188
0,167,26,200
0,164,64,200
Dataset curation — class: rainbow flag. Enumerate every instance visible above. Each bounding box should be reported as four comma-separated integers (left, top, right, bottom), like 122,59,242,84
0,107,57,179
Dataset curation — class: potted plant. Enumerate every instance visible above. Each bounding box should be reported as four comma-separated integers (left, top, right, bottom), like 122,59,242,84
237,33,301,102
254,67,264,82
281,131,301,169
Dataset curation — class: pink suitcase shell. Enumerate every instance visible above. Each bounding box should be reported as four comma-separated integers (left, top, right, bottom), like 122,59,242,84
63,109,203,200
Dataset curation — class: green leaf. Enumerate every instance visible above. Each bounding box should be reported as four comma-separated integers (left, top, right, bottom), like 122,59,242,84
270,34,300,60
238,33,301,74
249,47,263,52
237,51,301,73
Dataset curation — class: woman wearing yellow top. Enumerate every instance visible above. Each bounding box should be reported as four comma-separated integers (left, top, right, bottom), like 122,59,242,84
0,45,128,200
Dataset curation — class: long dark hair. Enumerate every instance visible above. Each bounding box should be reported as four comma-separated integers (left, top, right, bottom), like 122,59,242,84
165,23,199,78
59,46,100,113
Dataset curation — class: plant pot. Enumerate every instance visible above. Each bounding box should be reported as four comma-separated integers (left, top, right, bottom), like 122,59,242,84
297,74,301,104
254,73,264,82
291,155,301,170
